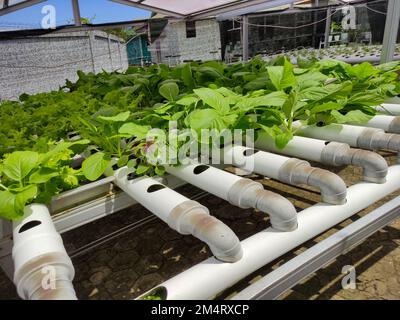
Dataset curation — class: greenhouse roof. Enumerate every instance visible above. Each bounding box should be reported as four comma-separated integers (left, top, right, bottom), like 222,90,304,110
0,0,302,19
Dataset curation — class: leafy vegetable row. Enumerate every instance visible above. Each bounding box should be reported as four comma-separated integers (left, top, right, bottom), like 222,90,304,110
0,56,399,221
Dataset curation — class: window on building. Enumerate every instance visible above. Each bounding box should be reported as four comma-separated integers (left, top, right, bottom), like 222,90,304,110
186,21,196,38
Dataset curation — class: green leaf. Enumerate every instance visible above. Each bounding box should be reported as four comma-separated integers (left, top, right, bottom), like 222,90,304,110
0,191,22,220
136,164,150,175
0,185,37,220
16,185,38,213
29,168,59,184
78,116,97,132
119,123,151,140
82,152,111,181
97,111,130,122
267,59,296,90
176,96,199,106
155,166,166,176
345,62,379,80
310,102,343,115
117,156,129,168
275,131,293,149
3,151,39,182
181,64,195,89
193,88,230,114
331,110,373,124
347,92,384,107
186,109,220,131
159,82,179,101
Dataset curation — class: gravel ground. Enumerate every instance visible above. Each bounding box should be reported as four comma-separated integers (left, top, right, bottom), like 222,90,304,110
1,152,399,300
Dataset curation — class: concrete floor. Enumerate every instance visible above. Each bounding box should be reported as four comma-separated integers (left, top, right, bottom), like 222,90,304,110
1,152,399,300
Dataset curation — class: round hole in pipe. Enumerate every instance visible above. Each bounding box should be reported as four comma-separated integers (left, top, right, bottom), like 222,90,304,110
243,149,260,157
324,141,332,145
127,172,136,181
147,184,166,193
140,286,168,300
193,165,210,175
19,220,42,233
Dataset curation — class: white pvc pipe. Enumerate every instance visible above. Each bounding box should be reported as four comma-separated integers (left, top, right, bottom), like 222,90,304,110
165,161,298,231
222,145,288,180
255,131,389,184
12,204,77,300
375,103,400,115
113,168,243,262
255,132,326,163
293,122,368,146
349,115,400,133
146,165,400,300
294,122,400,159
220,144,347,204
165,163,242,201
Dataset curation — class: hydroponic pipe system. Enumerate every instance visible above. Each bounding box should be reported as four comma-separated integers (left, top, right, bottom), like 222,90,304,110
12,205,77,300
142,165,400,300
218,145,347,204
111,167,243,262
255,132,389,184
164,162,298,232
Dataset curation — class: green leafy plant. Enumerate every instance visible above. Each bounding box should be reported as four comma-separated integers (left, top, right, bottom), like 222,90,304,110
79,111,152,181
0,140,88,220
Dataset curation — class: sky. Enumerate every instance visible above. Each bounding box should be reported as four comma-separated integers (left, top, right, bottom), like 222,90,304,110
0,0,151,29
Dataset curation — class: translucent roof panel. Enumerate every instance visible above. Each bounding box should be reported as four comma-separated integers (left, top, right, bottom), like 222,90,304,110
141,0,240,15
113,0,303,18
1,0,298,19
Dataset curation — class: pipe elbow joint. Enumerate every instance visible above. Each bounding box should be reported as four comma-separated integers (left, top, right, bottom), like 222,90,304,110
254,189,298,232
307,169,347,205
227,179,298,232
279,158,347,205
321,142,388,184
349,149,388,183
388,116,400,134
168,201,243,263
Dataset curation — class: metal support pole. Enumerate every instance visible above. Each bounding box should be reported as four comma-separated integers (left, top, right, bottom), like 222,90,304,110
312,0,319,47
107,35,114,71
117,40,123,70
381,0,400,63
139,36,144,66
71,0,82,27
324,5,332,49
87,32,96,73
242,15,249,61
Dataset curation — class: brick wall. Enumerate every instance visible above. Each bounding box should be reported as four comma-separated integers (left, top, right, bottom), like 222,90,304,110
0,30,128,101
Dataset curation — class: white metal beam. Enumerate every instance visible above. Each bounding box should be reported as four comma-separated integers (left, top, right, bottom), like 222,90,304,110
214,0,296,21
0,0,45,16
111,0,185,18
381,0,400,63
